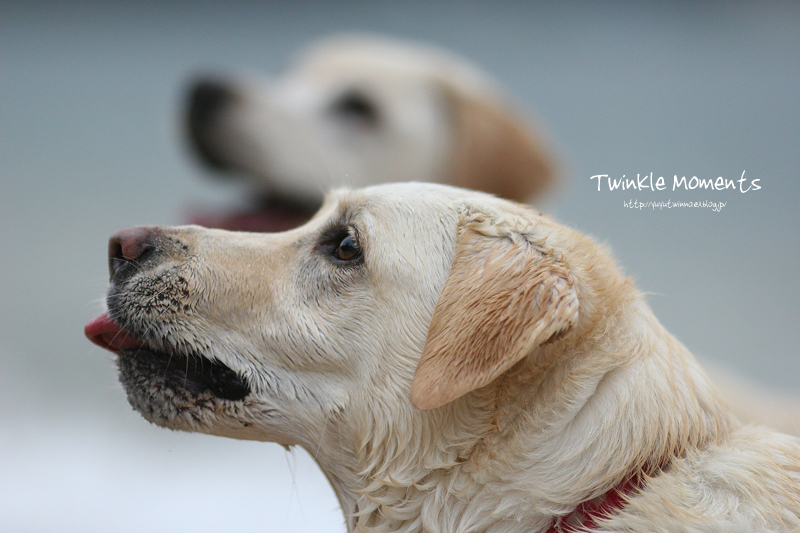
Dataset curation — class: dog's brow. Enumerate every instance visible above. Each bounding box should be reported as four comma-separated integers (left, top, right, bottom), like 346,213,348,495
326,202,363,232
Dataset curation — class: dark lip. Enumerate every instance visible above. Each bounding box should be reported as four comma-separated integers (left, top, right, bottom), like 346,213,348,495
117,346,251,402
94,308,252,402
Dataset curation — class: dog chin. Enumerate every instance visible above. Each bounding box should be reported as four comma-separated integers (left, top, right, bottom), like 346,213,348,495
115,346,250,432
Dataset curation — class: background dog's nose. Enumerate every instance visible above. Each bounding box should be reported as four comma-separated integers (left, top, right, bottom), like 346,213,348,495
108,227,158,279
187,77,239,170
188,78,238,122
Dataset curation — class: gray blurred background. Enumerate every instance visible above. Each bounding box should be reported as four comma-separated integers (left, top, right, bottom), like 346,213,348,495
1,1,798,532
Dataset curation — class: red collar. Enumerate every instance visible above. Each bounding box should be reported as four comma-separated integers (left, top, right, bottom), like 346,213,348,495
546,475,642,533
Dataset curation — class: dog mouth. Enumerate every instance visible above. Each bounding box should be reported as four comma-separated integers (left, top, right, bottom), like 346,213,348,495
186,195,317,233
85,313,250,402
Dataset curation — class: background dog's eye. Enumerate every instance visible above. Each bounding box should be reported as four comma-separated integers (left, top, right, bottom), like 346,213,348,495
330,90,379,126
336,234,361,261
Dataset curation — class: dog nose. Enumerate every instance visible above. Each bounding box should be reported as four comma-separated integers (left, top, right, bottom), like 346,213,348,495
108,227,158,279
188,78,238,126
187,77,239,170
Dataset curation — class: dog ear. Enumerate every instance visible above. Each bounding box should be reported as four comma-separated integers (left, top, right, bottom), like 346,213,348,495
410,210,578,411
443,85,556,203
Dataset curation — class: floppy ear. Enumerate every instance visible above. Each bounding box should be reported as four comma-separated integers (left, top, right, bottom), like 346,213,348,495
410,210,578,411
443,86,556,203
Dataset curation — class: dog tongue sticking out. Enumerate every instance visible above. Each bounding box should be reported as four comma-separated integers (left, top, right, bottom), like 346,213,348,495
84,313,143,353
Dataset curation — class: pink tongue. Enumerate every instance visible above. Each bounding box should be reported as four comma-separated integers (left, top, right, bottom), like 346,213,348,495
84,313,143,353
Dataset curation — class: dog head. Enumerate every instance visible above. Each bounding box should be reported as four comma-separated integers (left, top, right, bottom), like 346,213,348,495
87,183,631,450
185,35,555,231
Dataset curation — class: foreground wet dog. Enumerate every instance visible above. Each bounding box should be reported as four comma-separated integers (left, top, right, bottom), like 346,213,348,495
87,183,800,532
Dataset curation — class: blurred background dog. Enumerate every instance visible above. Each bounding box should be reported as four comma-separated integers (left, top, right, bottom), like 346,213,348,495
184,34,554,231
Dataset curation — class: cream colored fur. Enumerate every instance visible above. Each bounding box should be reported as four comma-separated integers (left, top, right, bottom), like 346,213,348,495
103,183,800,532
188,34,554,204
186,34,800,436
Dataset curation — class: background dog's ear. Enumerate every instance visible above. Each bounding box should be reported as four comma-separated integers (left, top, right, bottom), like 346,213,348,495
410,211,578,411
442,85,556,203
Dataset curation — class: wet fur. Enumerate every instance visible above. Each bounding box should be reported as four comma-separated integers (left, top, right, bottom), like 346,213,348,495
106,183,800,532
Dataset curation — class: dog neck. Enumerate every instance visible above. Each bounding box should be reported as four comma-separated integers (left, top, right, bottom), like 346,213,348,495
312,301,733,533
546,473,644,533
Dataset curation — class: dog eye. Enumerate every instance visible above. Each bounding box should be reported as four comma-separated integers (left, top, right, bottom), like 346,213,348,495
330,90,379,126
335,234,361,261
